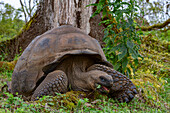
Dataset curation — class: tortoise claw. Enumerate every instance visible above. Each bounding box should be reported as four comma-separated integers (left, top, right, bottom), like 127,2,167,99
124,97,129,103
133,89,138,94
128,93,134,99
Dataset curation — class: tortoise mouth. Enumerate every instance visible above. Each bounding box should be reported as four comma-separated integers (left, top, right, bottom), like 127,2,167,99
95,83,110,93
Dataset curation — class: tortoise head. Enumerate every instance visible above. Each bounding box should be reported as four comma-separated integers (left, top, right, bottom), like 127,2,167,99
88,70,113,93
74,70,113,93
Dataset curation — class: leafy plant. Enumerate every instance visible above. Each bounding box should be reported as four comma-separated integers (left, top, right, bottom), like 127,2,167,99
89,0,143,76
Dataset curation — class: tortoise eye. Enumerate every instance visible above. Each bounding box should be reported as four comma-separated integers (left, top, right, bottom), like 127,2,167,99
99,76,107,82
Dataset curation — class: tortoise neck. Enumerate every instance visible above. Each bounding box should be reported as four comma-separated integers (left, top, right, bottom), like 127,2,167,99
57,55,95,91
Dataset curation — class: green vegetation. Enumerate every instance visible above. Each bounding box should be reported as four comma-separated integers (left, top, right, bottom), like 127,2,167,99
131,31,169,106
0,0,169,112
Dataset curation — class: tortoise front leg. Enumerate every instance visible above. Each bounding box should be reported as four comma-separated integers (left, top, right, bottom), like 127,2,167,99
31,70,68,101
87,64,137,103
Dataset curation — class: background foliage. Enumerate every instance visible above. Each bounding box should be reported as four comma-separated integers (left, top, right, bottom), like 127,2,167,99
0,2,24,42
137,0,169,24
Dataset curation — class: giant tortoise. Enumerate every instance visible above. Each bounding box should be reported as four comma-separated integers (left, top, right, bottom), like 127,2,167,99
11,25,137,102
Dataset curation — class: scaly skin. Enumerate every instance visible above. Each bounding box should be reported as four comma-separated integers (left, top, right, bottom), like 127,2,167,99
87,64,137,103
31,70,68,101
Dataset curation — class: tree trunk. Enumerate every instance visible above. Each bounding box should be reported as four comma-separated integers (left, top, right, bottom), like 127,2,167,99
0,0,106,61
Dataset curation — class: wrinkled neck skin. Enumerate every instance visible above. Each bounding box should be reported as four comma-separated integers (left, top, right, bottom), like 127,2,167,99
56,55,95,91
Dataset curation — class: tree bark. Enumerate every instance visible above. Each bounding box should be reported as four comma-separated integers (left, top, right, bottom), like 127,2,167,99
0,0,106,61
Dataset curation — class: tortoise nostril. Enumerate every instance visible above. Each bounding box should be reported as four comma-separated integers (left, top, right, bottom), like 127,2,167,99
110,80,113,85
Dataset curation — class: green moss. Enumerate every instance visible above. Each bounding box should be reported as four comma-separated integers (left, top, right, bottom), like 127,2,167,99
138,34,170,77
34,91,85,110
